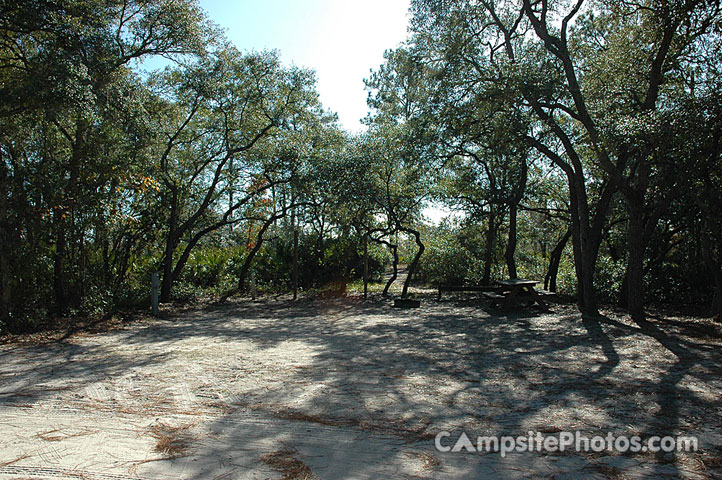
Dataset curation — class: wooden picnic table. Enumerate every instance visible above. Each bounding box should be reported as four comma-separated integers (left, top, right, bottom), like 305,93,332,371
436,284,497,301
488,278,549,310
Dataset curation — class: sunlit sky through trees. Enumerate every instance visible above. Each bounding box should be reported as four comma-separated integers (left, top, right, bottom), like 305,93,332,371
136,0,452,223
198,0,411,132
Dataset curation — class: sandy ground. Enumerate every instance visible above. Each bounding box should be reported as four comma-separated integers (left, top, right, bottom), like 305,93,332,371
1,292,721,479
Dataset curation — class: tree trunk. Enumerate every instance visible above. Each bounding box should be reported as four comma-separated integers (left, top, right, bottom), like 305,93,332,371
567,182,601,316
237,212,283,293
170,221,230,291
505,157,527,280
160,235,176,303
101,231,111,287
617,272,629,308
699,212,722,320
624,198,646,320
483,206,496,285
114,233,136,293
53,119,85,315
52,124,84,315
711,272,722,320
315,227,325,271
0,169,10,322
545,228,571,292
52,211,68,315
401,227,424,299
293,228,298,300
578,251,598,315
383,242,399,297
362,233,368,298
505,203,518,278
160,190,179,303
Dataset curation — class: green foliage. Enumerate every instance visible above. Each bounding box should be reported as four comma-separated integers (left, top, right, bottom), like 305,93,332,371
594,255,628,302
419,235,476,285
417,223,483,285
2,0,722,333
249,234,387,291
183,247,235,288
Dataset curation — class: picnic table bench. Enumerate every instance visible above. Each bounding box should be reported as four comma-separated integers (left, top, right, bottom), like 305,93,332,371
481,291,506,301
437,284,497,301
491,279,549,310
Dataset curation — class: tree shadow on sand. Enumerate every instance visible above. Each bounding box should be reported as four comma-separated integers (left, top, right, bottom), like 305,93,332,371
1,295,720,478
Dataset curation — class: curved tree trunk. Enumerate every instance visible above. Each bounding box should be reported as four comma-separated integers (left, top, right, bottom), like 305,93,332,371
383,242,399,297
545,228,571,292
237,213,282,293
368,235,398,297
401,227,425,299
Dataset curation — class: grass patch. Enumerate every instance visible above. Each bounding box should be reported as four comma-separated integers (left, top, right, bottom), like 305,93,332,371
148,422,196,458
260,445,316,480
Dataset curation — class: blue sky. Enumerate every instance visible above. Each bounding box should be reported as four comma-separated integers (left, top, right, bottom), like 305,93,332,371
197,0,411,132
